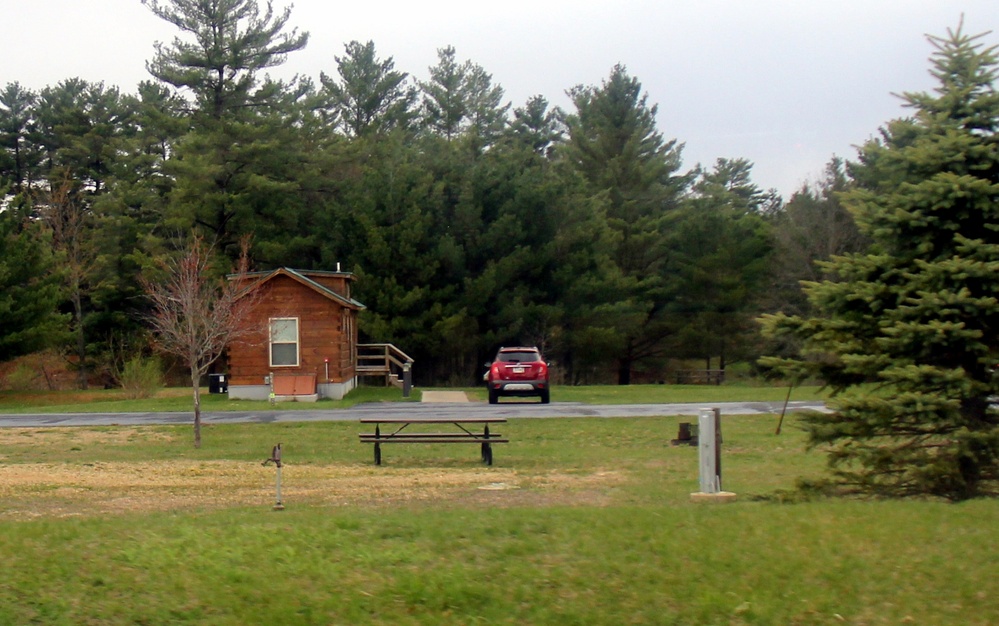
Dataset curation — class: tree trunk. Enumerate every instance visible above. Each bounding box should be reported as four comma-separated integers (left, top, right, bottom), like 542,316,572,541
617,358,632,385
71,281,89,391
191,368,202,449
72,290,88,390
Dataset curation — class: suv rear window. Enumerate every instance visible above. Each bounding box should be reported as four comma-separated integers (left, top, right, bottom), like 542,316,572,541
497,351,540,363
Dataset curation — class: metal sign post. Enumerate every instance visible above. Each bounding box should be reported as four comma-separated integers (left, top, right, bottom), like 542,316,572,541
262,444,285,510
698,409,719,494
691,408,736,503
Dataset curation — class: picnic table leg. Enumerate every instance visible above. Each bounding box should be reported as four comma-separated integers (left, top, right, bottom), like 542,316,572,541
374,425,382,465
483,442,493,466
481,424,491,462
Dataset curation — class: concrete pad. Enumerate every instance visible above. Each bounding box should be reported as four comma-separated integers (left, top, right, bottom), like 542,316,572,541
420,391,470,403
690,491,737,503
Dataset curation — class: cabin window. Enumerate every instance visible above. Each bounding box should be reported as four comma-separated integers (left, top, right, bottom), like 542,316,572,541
269,318,299,367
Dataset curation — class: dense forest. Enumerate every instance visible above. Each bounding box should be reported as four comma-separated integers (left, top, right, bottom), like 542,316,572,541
0,0,865,387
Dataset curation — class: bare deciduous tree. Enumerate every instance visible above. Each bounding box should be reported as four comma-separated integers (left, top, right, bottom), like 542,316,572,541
39,171,96,389
143,235,259,447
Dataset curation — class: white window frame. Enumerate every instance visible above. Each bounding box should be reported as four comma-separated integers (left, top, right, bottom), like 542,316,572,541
269,317,300,367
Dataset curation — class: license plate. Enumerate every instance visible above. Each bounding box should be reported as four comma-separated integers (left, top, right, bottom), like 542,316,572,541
513,367,525,374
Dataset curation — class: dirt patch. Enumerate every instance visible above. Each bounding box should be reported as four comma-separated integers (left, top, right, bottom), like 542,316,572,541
0,427,629,519
0,460,627,520
420,391,470,403
0,427,175,448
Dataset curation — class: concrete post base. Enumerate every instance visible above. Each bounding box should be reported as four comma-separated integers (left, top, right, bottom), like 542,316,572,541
690,491,737,503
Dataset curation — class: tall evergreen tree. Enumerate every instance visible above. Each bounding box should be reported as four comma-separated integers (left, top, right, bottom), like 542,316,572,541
29,79,138,387
144,0,312,252
320,40,416,137
420,46,468,142
0,206,68,358
462,64,509,152
760,25,999,500
0,82,41,198
509,95,564,156
673,158,774,370
765,157,867,319
82,82,189,371
562,64,690,383
314,130,454,383
143,0,308,120
420,46,509,150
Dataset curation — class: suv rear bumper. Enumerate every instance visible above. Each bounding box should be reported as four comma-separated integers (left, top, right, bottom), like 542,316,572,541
490,380,547,396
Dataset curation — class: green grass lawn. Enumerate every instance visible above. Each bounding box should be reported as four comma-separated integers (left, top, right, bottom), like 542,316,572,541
0,412,996,625
0,382,826,414
466,381,827,404
0,384,420,414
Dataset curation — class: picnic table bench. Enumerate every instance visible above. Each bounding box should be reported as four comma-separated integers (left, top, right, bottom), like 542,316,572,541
359,417,508,466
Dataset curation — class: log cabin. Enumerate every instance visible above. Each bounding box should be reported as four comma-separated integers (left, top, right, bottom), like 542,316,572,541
225,268,364,401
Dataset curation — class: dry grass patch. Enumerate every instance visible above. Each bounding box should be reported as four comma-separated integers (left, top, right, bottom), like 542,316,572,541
0,427,635,520
0,459,627,520
0,426,175,448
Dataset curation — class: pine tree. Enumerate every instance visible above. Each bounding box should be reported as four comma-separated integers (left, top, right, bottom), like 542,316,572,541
144,0,308,120
561,64,690,384
760,24,999,500
144,0,312,251
320,40,416,137
765,158,867,320
30,80,137,388
0,82,42,197
0,208,68,358
673,158,774,371
420,46,467,143
420,46,509,150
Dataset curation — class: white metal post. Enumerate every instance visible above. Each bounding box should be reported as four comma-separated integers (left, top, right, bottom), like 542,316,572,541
713,406,722,491
698,408,719,493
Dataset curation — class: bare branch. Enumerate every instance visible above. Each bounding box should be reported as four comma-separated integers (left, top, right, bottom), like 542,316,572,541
141,234,259,447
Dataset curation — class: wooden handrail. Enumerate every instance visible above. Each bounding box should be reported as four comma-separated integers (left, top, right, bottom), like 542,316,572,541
356,343,414,386
357,343,414,363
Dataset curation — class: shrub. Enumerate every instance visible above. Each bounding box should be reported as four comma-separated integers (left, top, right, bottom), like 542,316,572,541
3,363,43,391
118,357,164,399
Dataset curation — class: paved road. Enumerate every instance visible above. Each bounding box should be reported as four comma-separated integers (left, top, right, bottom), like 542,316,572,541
0,400,828,428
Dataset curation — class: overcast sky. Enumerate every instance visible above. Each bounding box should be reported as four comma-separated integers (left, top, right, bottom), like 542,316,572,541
3,0,996,197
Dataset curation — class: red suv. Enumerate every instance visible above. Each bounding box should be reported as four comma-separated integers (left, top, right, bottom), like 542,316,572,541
485,346,550,404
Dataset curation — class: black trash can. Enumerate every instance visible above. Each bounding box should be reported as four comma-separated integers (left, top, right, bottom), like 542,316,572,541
208,373,228,394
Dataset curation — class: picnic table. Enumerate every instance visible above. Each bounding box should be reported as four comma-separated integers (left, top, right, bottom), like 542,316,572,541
359,417,508,466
